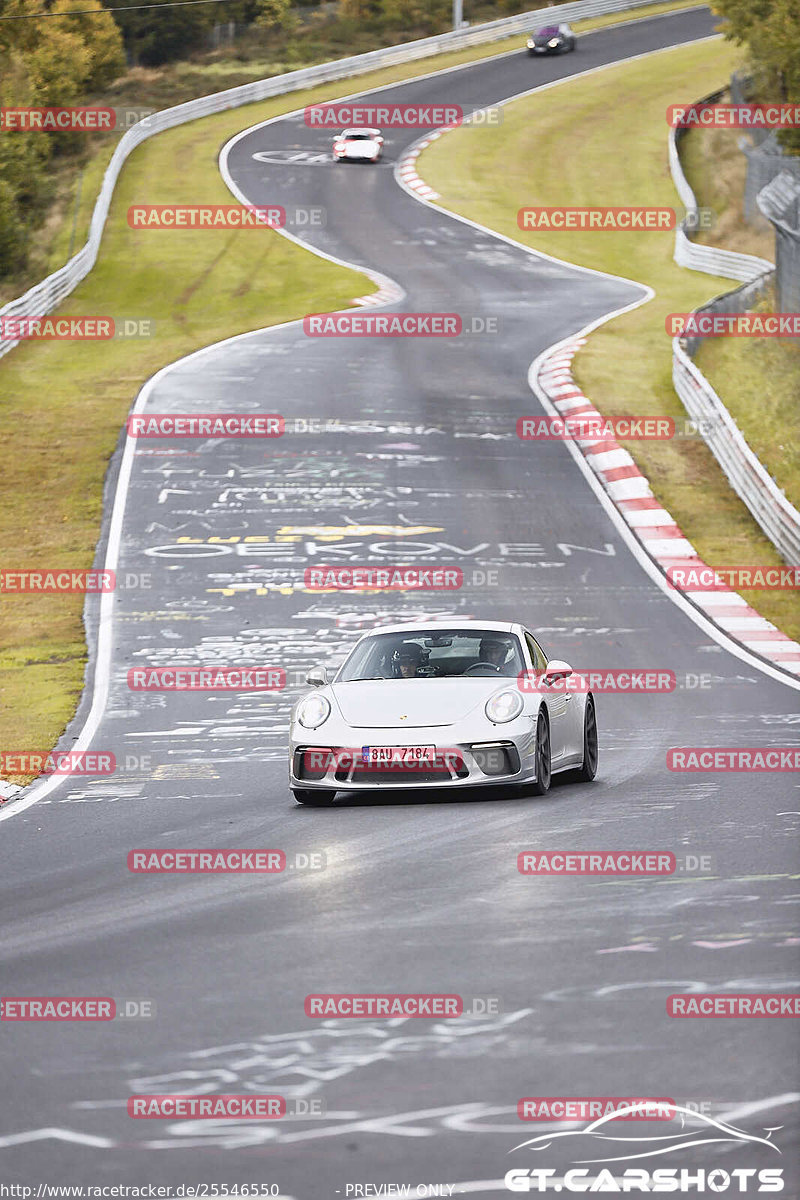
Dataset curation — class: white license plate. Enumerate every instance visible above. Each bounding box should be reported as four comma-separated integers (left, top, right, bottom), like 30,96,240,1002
362,745,436,766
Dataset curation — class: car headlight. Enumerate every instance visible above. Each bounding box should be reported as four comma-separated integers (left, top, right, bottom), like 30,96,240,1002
297,694,331,729
526,38,534,46
548,38,559,47
485,690,523,723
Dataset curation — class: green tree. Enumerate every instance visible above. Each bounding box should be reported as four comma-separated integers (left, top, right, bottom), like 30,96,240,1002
713,0,800,151
50,0,126,89
255,0,295,31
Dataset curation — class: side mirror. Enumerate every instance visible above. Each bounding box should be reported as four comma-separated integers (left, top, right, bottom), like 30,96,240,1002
543,659,572,686
305,665,329,687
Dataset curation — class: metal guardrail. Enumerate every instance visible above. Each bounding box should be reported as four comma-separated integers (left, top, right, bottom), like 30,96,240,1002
673,340,800,565
0,0,689,360
668,88,774,281
669,92,800,567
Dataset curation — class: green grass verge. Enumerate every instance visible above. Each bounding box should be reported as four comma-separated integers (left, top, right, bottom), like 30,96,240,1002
680,121,774,259
420,37,800,646
693,285,800,514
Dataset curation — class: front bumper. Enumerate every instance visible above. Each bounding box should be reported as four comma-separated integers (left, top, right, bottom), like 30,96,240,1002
289,717,538,791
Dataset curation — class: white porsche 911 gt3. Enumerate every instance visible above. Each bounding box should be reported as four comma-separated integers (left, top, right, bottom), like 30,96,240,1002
332,127,384,162
288,621,598,805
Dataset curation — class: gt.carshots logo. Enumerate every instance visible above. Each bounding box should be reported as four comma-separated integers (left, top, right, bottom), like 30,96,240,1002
517,416,674,440
518,852,675,876
518,207,675,231
305,103,463,127
667,748,800,772
506,1105,785,1192
504,1169,785,1193
127,414,284,438
127,667,285,691
303,313,460,336
304,566,462,591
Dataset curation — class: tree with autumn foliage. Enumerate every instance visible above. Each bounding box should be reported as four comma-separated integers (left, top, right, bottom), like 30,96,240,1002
713,0,800,152
0,0,124,277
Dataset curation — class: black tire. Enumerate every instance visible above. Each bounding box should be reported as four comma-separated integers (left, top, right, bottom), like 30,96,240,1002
293,788,336,806
577,695,598,782
530,710,551,796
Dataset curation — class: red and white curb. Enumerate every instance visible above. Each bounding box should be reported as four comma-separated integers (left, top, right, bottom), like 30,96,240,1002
396,129,450,201
537,340,800,677
353,277,404,307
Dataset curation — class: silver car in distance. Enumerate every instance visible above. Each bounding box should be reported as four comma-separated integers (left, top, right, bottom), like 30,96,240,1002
288,621,598,806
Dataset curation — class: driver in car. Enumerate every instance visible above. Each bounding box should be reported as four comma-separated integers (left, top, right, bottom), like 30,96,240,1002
478,637,508,671
394,644,424,678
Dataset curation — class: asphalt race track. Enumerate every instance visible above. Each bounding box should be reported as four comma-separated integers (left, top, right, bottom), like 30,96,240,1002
1,7,799,1195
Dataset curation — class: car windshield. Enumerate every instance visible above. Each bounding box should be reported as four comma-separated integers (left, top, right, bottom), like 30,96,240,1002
337,629,524,681
536,25,560,35
343,132,375,140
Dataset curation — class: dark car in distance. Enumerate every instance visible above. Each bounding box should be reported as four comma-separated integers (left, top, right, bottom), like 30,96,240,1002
527,23,576,55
